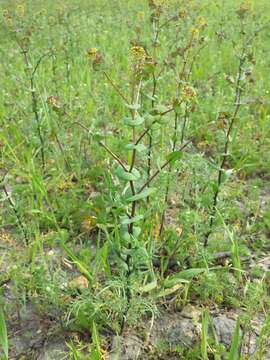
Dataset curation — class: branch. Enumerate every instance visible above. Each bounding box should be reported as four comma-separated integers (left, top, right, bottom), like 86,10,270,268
74,121,128,171
31,52,52,78
103,71,130,104
135,106,175,146
138,140,191,193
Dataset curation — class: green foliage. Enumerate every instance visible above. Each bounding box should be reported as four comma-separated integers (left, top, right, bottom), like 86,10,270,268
0,0,270,357
0,307,8,360
227,318,241,360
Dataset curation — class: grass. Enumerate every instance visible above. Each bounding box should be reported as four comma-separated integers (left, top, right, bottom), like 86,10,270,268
0,0,270,358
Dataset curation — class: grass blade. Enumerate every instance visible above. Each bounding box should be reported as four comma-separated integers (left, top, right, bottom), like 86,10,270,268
228,318,241,360
0,307,8,359
201,309,209,360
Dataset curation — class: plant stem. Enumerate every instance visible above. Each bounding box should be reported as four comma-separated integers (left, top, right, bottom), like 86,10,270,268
103,71,130,104
74,121,128,171
21,49,49,170
2,180,28,245
204,50,246,247
159,111,179,235
146,16,160,201
139,140,191,193
121,79,142,333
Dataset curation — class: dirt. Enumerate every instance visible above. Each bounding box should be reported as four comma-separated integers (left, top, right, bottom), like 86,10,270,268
109,307,270,360
1,183,270,359
4,297,69,360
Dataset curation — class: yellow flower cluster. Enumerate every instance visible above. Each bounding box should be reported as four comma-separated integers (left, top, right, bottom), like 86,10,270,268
149,0,168,7
129,46,146,63
16,4,25,17
2,9,13,27
196,16,207,28
183,85,197,101
81,215,97,232
137,11,145,20
47,95,59,107
238,1,252,17
87,48,103,70
57,180,70,191
178,9,188,18
2,9,9,17
87,47,98,57
190,27,199,36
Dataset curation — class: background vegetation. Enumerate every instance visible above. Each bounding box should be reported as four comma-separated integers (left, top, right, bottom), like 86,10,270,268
0,0,270,358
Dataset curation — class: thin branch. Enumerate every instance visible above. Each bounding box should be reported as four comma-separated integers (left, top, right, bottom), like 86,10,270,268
1,175,28,245
103,71,130,104
135,107,175,146
139,140,191,193
31,52,51,79
74,121,128,171
204,47,246,247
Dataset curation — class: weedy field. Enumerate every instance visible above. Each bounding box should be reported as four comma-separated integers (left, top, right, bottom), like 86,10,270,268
0,0,270,359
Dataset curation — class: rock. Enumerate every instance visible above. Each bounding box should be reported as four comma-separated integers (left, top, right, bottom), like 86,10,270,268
109,334,143,360
151,312,198,348
8,303,46,358
7,302,69,360
213,314,240,347
36,336,68,360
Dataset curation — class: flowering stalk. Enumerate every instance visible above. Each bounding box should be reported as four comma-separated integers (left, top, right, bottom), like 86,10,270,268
159,42,200,236
1,174,28,245
146,5,160,197
204,50,246,247
203,8,258,246
22,49,49,170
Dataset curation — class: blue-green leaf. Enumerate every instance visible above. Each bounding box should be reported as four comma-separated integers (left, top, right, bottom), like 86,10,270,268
120,215,144,225
124,103,141,110
115,166,140,181
124,143,147,152
166,150,183,162
124,115,144,127
126,187,156,202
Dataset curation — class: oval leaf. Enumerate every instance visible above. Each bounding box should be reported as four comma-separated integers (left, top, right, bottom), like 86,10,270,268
173,268,206,280
120,214,144,225
166,150,183,162
126,187,156,202
139,280,157,293
125,103,141,110
115,166,140,181
125,143,146,152
124,115,144,127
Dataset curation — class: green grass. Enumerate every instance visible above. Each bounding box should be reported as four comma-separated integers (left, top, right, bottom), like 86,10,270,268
0,0,270,358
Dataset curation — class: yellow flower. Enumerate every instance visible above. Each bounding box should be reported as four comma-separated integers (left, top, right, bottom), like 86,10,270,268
190,27,199,36
237,1,252,18
87,47,98,57
5,16,13,28
47,96,61,111
130,46,146,63
81,215,97,232
68,275,89,290
48,16,55,25
196,16,207,28
2,9,9,18
57,180,71,191
137,11,145,20
178,9,188,18
183,85,197,101
16,4,25,17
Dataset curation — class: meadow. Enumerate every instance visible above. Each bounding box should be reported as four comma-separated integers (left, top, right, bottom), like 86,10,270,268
0,0,270,359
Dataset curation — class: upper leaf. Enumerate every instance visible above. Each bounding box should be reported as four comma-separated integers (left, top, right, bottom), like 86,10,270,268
126,187,156,202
